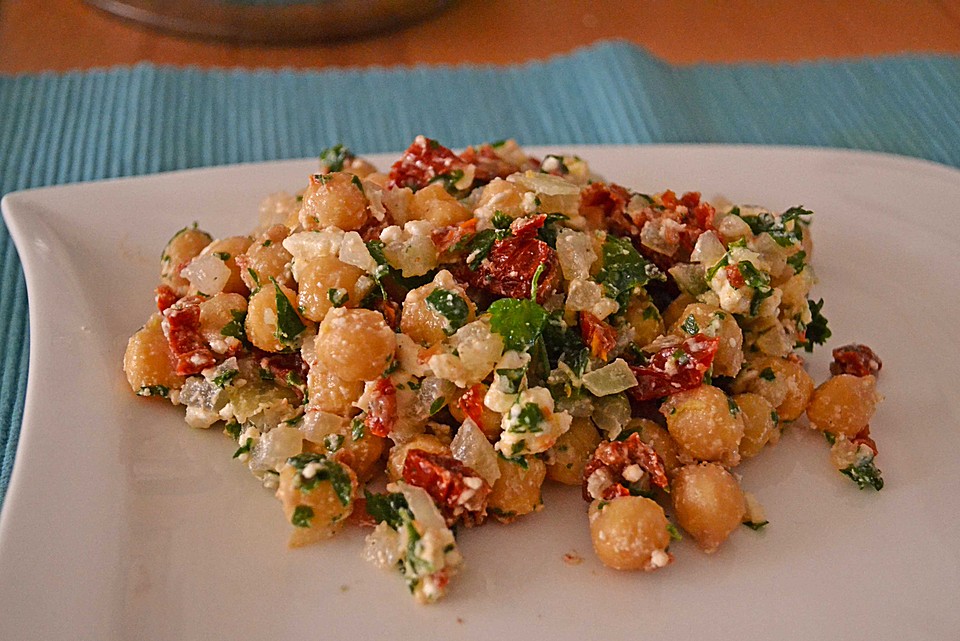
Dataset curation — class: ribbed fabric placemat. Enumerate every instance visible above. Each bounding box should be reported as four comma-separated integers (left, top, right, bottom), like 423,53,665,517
1,41,959,509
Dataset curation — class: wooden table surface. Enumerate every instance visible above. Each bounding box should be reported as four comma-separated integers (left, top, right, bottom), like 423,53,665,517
2,0,960,73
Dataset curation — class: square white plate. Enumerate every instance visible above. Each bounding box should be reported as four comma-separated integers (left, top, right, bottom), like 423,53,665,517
2,146,959,640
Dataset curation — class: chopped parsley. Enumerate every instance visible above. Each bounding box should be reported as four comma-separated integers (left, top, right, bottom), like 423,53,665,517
430,169,466,196
232,437,253,459
596,235,659,304
220,309,247,342
319,144,352,173
324,433,345,453
743,520,769,531
666,523,683,541
425,288,470,335
327,287,349,308
799,298,831,352
212,368,239,389
740,206,812,247
213,251,231,261
536,213,568,248
464,229,498,270
223,420,242,440
759,367,777,381
286,453,353,506
491,210,512,229
273,280,306,346
787,250,807,274
136,385,169,398
488,297,549,352
429,396,447,416
680,314,700,335
351,418,366,441
495,367,526,394
291,505,315,528
512,402,545,433
364,490,409,529
727,397,740,416
247,268,261,291
841,457,884,491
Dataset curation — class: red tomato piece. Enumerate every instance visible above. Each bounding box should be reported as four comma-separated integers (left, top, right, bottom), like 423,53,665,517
387,136,469,192
364,377,398,438
456,384,486,426
725,264,746,288
402,449,491,527
627,334,720,401
155,285,178,313
830,344,882,378
162,297,217,376
581,432,669,501
431,218,478,254
579,312,618,361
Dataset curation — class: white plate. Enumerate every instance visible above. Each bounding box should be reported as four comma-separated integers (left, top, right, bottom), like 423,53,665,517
2,146,959,640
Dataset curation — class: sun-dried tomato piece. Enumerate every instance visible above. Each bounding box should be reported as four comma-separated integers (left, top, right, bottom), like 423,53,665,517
579,182,634,233
162,298,217,376
459,229,560,303
387,136,470,192
725,264,746,288
830,344,882,378
431,218,478,254
627,334,719,402
510,213,547,238
258,351,310,400
364,377,398,438
402,449,491,527
579,312,618,361
459,144,520,184
155,285,179,313
373,298,401,331
456,384,486,426
582,433,669,501
851,425,879,456
679,191,700,209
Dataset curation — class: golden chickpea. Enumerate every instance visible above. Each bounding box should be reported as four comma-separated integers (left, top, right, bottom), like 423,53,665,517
245,283,311,353
316,308,396,382
238,224,293,291
277,457,357,547
806,374,880,438
401,276,476,347
303,427,387,485
546,417,602,485
672,462,746,553
488,455,546,522
296,255,370,322
733,393,778,459
661,385,744,467
661,293,696,330
198,293,247,353
670,303,743,377
196,236,253,296
731,356,814,421
386,434,450,482
299,172,370,231
588,496,673,571
160,226,212,296
629,418,682,478
307,360,364,416
123,313,184,394
409,183,472,226
448,384,502,442
623,296,665,348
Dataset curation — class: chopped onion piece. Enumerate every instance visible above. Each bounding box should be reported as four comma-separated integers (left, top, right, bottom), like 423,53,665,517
450,419,501,486
690,230,726,265
581,359,638,396
397,482,447,532
182,253,231,296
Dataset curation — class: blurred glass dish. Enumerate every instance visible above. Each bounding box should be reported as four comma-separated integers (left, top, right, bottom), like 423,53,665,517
85,0,454,43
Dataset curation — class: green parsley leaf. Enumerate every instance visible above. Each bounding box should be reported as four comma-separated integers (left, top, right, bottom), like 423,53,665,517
495,367,526,394
536,213,568,248
364,490,410,530
512,403,544,433
220,309,247,342
800,298,831,352
324,433,345,453
596,235,659,304
273,280,306,346
319,144,352,173
232,437,253,459
759,367,776,381
465,229,498,270
666,523,683,541
351,418,365,441
213,251,231,261
740,206,812,247
824,431,837,445
425,288,470,335
327,288,349,308
351,174,365,194
212,368,239,389
491,210,512,229
681,314,700,335
488,297,549,352
787,250,807,274
286,453,354,506
291,505,315,528
743,520,769,531
223,420,242,440
727,397,740,416
841,457,884,491
429,396,446,416
530,263,545,300
136,385,169,398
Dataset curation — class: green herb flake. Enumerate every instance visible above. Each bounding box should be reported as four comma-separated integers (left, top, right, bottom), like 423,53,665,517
787,250,807,274
513,402,544,433
841,457,884,491
530,263,545,300
351,174,365,193
247,268,261,290
364,490,409,530
327,287,349,308
492,210,513,230
800,298,832,352
759,367,776,381
743,520,769,531
742,206,812,247
223,421,242,440
429,397,446,416
596,235,659,304
681,314,700,335
324,433,345,453
319,144,352,173
351,419,365,441
136,385,169,398
287,453,354,506
212,368,239,389
496,367,526,394
273,280,306,346
291,505,315,528
425,288,470,335
824,431,837,445
213,251,231,261
488,297,549,352
727,397,740,416
220,308,247,342
666,523,683,541
465,229,498,270
232,437,253,459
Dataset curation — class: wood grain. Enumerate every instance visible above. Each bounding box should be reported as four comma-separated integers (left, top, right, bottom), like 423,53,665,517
2,0,960,73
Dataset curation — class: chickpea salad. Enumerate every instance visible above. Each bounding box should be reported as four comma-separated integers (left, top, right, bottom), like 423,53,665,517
124,137,884,604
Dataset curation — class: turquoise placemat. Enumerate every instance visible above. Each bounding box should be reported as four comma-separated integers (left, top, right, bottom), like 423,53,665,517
1,41,959,509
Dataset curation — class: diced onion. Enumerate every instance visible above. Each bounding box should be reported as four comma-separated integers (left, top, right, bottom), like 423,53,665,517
581,359,638,396
450,419,501,486
182,253,230,296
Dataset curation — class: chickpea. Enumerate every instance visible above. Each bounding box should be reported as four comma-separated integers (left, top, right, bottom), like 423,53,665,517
670,303,743,377
245,283,311,353
488,455,546,522
197,236,253,296
239,224,293,291
731,356,814,421
661,293,696,330
303,427,387,485
661,385,744,467
806,374,880,438
623,296,665,348
401,274,476,346
123,313,184,394
475,178,525,220
733,393,778,459
198,293,247,353
160,226,212,296
588,496,673,571
628,418,682,478
448,384,502,442
386,434,450,482
296,255,370,322
672,462,746,553
299,172,370,232
316,308,396,382
307,360,364,416
546,417,602,485
277,458,357,547
409,183,472,226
